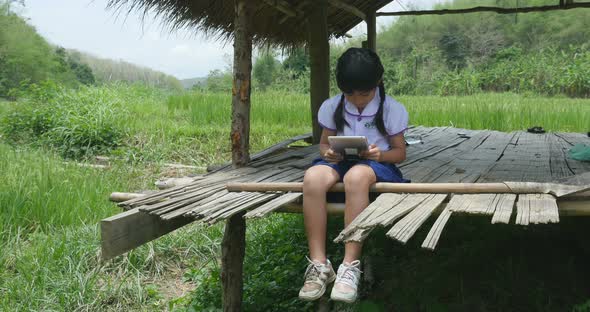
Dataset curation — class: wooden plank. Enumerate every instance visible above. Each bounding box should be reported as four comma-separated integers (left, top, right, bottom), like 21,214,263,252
491,194,517,224
100,208,193,261
402,130,498,183
520,194,560,224
516,194,530,226
479,132,554,183
421,208,453,251
244,193,303,218
547,133,575,180
386,194,448,244
448,194,498,215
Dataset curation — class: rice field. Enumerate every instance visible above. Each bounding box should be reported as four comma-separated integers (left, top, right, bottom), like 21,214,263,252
162,91,589,133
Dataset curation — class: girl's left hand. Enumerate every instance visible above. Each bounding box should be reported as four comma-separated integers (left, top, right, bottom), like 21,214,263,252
360,144,381,161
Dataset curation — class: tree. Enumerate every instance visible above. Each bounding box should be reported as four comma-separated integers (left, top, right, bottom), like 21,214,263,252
253,52,278,91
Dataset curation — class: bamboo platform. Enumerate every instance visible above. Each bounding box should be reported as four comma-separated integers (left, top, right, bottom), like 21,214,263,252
101,127,590,260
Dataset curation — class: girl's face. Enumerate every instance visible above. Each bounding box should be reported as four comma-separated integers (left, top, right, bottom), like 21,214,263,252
344,88,377,110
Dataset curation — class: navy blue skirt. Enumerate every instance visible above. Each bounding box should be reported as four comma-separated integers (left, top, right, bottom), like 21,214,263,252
311,158,409,183
310,158,410,203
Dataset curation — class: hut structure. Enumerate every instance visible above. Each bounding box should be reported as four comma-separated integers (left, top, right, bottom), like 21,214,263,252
102,1,590,310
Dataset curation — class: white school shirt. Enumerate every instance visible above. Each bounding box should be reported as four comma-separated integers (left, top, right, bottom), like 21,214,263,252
317,90,409,151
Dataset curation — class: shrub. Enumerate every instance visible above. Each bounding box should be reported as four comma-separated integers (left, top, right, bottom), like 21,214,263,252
1,81,128,158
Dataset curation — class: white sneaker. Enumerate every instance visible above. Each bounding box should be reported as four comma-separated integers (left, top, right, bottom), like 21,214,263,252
330,260,362,303
298,257,336,301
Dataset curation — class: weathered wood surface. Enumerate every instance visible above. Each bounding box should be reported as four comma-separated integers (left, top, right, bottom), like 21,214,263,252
491,194,517,224
516,194,560,225
102,128,590,259
101,208,193,261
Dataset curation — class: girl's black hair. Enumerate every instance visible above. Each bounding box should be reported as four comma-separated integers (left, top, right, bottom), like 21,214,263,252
334,48,388,136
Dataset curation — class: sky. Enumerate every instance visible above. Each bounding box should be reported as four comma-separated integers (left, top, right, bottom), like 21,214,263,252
19,0,444,79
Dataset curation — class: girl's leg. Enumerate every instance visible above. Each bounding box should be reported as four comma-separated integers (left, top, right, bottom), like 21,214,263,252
342,165,376,263
302,165,340,263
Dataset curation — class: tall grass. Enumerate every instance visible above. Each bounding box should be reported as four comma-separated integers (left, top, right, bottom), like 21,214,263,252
399,93,590,132
0,143,144,237
163,91,589,134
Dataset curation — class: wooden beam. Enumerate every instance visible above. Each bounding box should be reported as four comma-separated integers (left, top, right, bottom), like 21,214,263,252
376,3,590,16
366,9,377,52
308,0,330,144
231,0,253,167
327,0,366,20
262,0,298,17
279,1,307,24
100,208,193,261
221,212,246,312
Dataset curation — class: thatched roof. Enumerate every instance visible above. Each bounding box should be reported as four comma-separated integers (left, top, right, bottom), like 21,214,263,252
107,0,392,46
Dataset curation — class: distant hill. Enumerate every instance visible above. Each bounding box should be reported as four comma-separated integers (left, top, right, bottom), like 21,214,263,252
180,77,206,89
67,49,183,90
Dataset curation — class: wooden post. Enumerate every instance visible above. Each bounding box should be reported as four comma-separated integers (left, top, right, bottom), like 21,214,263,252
231,0,253,167
221,212,246,311
366,9,377,52
222,0,251,310
308,0,330,144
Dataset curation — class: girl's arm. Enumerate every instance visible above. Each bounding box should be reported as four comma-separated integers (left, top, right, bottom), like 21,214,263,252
362,133,406,164
319,128,342,163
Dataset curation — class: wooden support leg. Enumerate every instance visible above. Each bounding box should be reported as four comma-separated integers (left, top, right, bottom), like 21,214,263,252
221,212,246,312
308,0,330,144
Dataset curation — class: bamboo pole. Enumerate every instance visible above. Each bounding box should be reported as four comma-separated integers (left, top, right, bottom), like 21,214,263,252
277,201,590,216
225,182,590,197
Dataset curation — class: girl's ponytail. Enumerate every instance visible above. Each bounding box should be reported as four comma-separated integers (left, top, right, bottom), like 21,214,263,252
375,81,387,136
334,94,348,132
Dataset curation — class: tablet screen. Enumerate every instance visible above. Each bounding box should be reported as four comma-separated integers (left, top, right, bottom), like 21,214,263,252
328,136,369,155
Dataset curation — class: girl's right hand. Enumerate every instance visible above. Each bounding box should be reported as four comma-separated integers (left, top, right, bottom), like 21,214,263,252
323,148,343,164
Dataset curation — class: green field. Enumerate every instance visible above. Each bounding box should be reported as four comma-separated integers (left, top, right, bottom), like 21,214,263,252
1,85,589,311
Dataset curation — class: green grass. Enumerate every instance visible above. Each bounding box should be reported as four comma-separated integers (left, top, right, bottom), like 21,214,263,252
399,93,590,132
0,143,141,236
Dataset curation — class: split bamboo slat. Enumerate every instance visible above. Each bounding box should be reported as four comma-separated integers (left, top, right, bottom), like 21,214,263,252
421,208,453,251
386,194,447,244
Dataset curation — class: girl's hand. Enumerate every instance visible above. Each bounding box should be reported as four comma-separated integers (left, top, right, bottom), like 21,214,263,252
323,148,343,163
361,144,381,161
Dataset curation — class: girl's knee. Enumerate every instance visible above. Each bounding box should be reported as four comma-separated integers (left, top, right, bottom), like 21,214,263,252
343,168,374,190
303,167,337,192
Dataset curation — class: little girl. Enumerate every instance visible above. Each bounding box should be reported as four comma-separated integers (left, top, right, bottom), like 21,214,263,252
299,48,409,303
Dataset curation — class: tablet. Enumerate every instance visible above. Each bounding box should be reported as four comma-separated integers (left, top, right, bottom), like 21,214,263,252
328,136,369,156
